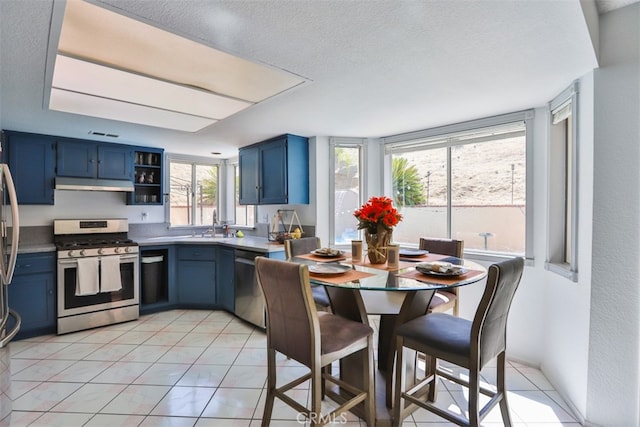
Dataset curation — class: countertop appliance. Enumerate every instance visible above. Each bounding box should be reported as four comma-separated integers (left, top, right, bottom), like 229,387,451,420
234,249,266,329
0,134,21,423
54,219,139,334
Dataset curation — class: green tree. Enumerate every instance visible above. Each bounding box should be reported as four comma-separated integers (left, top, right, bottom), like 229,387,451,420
393,157,426,207
200,166,217,205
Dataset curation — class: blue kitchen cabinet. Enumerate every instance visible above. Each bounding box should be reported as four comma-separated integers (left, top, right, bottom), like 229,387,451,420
4,131,55,205
216,246,235,312
238,145,259,205
176,246,217,307
127,147,164,205
8,252,56,339
57,139,132,180
97,144,134,180
239,133,309,205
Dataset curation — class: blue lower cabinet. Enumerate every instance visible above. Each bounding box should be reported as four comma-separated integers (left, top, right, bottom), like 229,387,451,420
216,247,235,312
8,253,56,339
176,246,216,307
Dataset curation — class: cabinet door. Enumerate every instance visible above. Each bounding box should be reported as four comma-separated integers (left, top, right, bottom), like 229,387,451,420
177,260,216,306
97,144,133,180
8,254,56,339
6,131,55,205
238,146,259,205
259,138,288,204
216,247,235,312
56,140,98,178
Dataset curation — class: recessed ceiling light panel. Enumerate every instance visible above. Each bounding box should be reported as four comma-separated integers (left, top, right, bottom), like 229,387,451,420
48,0,308,132
50,88,217,132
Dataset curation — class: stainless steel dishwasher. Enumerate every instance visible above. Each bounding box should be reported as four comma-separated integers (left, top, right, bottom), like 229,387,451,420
234,250,266,329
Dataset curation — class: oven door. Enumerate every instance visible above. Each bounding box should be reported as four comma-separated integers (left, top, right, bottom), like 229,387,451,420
57,253,139,318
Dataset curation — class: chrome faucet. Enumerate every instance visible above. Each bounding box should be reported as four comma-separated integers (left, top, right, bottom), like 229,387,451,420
202,210,217,237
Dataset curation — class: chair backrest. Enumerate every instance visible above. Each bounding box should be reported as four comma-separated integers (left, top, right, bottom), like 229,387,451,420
255,257,318,367
284,237,321,259
471,257,524,368
419,237,464,258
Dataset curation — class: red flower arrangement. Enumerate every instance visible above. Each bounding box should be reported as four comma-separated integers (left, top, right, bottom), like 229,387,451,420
353,196,403,234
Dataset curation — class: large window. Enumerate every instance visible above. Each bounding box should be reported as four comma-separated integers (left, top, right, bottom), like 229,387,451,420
168,159,218,227
385,112,533,257
331,138,365,245
547,82,579,281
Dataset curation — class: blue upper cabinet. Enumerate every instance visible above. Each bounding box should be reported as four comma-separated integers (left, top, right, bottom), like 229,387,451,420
4,131,56,205
239,133,309,205
97,144,134,180
238,144,260,205
127,147,164,205
57,139,132,180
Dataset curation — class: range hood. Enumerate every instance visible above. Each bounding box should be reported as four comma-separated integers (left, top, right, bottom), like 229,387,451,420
55,177,134,192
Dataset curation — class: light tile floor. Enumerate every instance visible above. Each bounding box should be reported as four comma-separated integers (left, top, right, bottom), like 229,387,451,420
5,310,580,426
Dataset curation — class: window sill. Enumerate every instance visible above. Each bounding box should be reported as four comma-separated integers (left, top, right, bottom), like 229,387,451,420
545,261,578,282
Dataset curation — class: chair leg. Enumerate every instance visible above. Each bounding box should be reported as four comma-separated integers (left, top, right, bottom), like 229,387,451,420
426,355,438,402
311,363,322,427
468,366,480,427
261,347,277,427
392,340,406,427
362,341,375,427
497,352,513,427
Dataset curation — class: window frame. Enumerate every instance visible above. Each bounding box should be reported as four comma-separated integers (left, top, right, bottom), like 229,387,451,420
165,153,221,228
383,110,535,262
546,81,579,281
329,137,367,247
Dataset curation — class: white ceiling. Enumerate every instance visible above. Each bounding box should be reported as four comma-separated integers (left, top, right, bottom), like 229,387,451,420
0,0,627,158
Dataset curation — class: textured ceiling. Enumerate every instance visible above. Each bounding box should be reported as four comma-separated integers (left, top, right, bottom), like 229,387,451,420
0,0,607,158
596,0,639,13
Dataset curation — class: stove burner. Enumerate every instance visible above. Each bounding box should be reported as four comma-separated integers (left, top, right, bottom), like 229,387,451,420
54,234,137,251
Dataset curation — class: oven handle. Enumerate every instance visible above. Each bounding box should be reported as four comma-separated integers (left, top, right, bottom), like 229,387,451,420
58,254,139,265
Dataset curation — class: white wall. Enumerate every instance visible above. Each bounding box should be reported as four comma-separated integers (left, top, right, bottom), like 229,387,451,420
588,4,640,426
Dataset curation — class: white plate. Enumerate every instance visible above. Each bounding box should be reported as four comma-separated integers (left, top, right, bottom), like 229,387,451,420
416,266,467,277
416,261,465,275
311,249,344,258
399,248,428,257
308,264,351,275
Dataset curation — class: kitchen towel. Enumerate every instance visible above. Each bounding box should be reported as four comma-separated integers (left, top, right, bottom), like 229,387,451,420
100,255,122,292
76,257,100,296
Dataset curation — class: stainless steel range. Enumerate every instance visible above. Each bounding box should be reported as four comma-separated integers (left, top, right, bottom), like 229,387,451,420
54,219,139,334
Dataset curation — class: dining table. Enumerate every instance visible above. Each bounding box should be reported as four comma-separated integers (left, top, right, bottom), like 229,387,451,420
292,250,487,426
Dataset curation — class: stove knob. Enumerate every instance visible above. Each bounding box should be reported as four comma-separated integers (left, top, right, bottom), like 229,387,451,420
68,250,74,257
124,247,131,253
98,248,104,255
80,249,86,257
114,247,121,254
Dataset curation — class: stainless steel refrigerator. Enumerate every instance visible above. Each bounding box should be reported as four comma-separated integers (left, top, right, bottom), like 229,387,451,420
0,135,21,423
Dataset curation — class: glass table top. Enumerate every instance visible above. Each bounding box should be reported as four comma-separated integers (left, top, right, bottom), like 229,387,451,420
292,256,487,291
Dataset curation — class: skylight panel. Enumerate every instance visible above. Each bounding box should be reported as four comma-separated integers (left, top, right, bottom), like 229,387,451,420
49,0,306,132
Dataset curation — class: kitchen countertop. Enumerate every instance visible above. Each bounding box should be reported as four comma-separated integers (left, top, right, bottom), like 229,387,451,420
15,236,286,255
134,235,286,253
16,243,57,254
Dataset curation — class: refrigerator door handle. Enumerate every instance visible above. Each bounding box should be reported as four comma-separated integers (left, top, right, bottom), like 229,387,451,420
1,163,20,286
0,309,21,348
